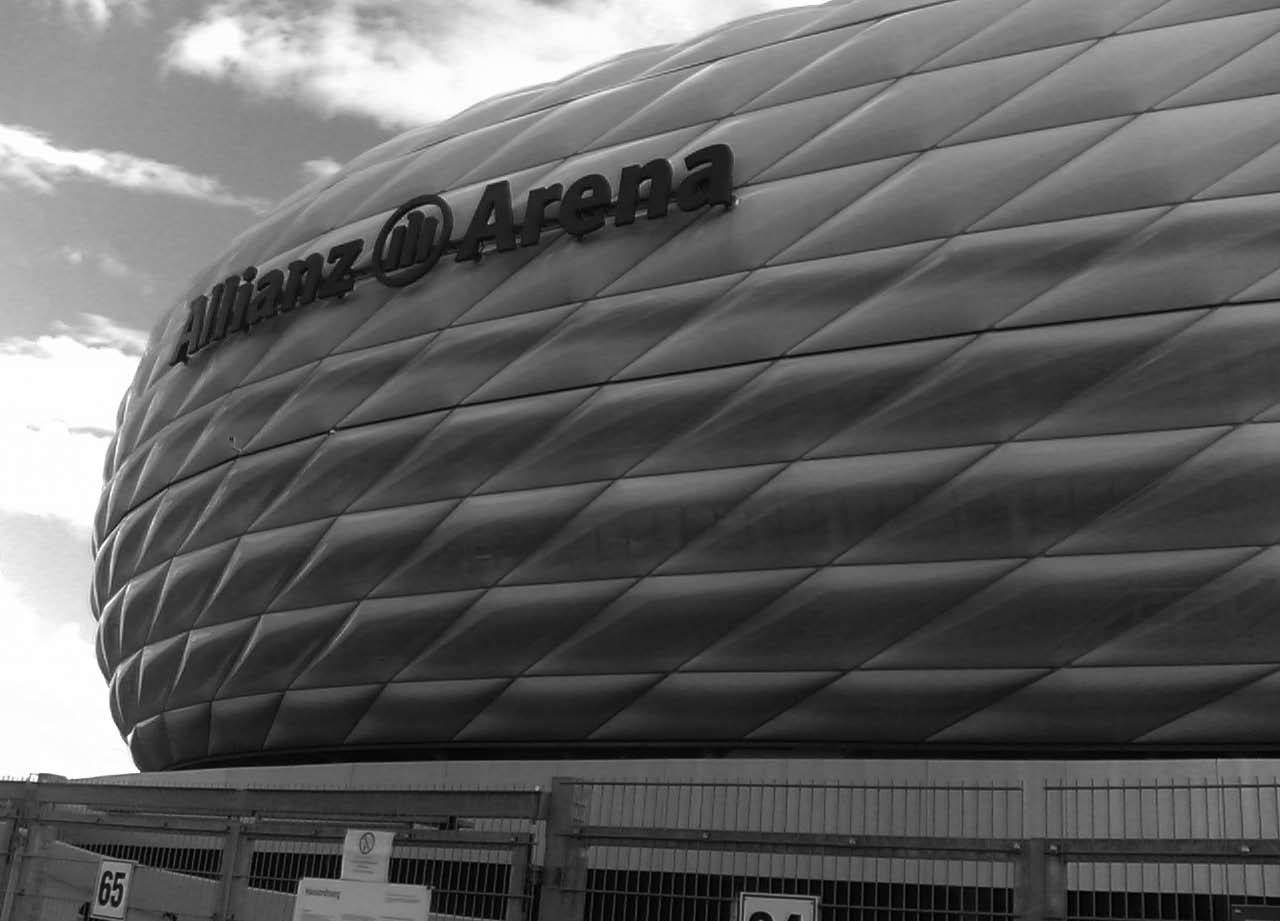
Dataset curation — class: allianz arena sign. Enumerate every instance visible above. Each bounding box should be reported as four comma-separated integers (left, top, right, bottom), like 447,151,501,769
170,143,736,366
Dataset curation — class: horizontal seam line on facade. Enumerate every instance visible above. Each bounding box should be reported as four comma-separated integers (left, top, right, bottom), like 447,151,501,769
104,410,1247,563
104,544,1269,665
135,661,1280,719
102,293,1280,541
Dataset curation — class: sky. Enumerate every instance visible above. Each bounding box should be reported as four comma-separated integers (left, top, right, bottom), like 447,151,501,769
0,0,803,779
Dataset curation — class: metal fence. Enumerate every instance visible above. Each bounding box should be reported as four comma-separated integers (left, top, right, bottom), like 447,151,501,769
559,779,1024,921
1043,781,1280,921
3,775,1280,921
0,779,539,921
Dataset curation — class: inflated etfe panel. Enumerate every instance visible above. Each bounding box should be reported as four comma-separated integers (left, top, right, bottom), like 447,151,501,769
94,0,1280,770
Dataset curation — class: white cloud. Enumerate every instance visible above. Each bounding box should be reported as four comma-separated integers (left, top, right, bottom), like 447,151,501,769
59,246,141,283
95,252,132,279
301,156,342,182
0,122,273,212
165,0,807,128
0,318,146,779
57,312,151,353
0,565,135,778
55,0,147,29
0,316,144,531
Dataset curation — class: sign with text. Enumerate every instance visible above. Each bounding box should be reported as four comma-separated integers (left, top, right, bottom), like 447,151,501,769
291,878,431,921
89,858,134,921
739,892,820,921
171,144,736,365
341,829,395,882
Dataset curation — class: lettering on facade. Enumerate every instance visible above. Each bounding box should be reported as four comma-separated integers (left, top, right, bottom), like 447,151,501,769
171,144,735,365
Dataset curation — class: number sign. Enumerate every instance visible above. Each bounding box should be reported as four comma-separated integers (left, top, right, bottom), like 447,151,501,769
739,892,820,921
90,859,134,921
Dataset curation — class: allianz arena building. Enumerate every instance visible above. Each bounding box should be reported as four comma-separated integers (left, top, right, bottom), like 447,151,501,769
93,0,1280,797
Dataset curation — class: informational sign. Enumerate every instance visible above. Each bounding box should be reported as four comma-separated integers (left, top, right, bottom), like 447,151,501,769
291,878,431,921
739,892,820,921
341,829,395,882
89,858,134,921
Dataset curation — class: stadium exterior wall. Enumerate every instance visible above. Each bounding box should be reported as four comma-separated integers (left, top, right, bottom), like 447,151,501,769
92,0,1280,771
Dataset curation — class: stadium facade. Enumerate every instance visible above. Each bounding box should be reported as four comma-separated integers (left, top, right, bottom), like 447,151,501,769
92,0,1280,773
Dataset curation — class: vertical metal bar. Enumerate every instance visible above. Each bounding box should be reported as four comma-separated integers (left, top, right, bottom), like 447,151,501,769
216,820,243,921
645,782,655,921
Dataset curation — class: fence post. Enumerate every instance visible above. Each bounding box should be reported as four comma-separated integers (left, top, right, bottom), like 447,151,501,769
537,778,589,921
0,819,13,921
1015,840,1066,921
505,842,530,921
10,821,54,921
0,820,11,880
216,819,252,921
0,824,23,921
1014,839,1045,921
0,783,37,921
1044,843,1066,921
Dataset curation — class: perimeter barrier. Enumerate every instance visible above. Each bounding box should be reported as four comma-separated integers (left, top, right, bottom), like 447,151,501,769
3,775,1280,921
1045,780,1280,921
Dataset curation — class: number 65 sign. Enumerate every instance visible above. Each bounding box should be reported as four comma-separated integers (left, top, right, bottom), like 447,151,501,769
738,893,820,921
90,858,134,921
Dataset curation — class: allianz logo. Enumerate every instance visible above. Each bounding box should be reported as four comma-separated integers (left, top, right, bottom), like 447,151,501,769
171,144,736,366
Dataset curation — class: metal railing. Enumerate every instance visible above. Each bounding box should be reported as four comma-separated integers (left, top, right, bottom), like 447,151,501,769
2,775,1279,921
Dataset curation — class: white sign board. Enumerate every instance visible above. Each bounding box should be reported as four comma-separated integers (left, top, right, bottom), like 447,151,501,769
341,829,395,882
739,892,820,921
291,878,431,921
89,858,134,921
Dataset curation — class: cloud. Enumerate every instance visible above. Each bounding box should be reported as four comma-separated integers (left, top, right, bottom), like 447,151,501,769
55,0,147,29
56,312,150,352
301,156,342,182
0,318,146,779
59,246,140,283
0,122,272,212
0,316,144,532
165,0,804,128
94,252,131,279
0,564,135,778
